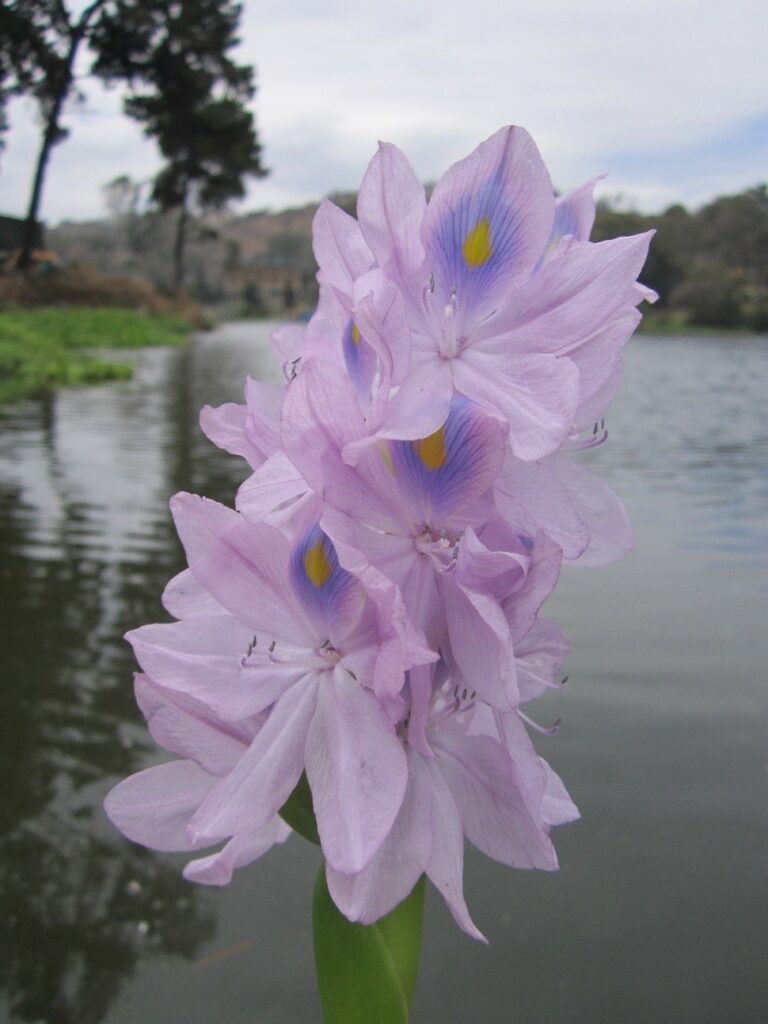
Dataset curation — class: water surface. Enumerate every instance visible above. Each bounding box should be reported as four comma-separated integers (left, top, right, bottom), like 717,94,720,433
1,324,766,1024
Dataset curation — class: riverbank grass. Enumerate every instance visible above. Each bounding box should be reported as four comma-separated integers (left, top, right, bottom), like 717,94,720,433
0,307,190,403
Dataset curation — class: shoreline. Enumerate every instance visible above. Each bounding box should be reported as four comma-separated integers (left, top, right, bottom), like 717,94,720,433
0,306,191,404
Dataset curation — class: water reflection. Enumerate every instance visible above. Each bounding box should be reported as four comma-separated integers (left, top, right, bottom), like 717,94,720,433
0,325,766,1024
0,347,215,1024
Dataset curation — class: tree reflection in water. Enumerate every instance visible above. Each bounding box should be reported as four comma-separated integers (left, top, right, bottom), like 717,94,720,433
0,820,214,1024
0,357,215,1024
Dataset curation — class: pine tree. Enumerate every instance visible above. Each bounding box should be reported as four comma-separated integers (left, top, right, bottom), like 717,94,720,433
93,1,267,291
0,1,265,279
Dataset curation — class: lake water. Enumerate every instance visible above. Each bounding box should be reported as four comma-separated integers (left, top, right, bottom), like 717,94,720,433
1,323,766,1024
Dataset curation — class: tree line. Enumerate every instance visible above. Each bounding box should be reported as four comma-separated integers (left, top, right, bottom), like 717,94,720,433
594,187,768,330
41,178,768,328
0,0,266,288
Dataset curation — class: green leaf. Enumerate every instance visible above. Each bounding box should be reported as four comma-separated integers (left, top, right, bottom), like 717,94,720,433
279,772,320,845
375,875,425,1007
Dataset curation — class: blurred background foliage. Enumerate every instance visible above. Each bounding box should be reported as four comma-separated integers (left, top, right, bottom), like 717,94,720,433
593,186,768,330
30,181,767,331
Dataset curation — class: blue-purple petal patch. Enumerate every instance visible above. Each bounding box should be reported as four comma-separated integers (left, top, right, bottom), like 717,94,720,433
428,161,524,318
290,523,360,641
342,318,377,402
535,200,582,270
387,397,503,525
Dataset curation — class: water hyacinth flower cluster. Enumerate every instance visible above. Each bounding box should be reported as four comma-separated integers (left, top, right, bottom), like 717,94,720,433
105,126,654,942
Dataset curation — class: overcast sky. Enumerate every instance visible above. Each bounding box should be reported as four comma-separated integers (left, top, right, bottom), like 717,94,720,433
2,0,766,225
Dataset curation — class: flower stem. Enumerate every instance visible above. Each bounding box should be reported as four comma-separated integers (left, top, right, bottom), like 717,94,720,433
312,868,425,1023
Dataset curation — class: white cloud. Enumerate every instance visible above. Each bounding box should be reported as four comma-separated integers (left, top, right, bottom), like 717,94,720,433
1,0,766,224
2,90,160,222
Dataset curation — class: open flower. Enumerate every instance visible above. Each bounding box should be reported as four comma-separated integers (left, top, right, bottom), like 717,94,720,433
326,618,578,941
128,494,434,876
280,360,563,710
311,126,654,463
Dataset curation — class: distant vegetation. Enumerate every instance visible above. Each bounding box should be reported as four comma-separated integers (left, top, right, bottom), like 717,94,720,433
0,307,189,403
44,183,768,331
0,263,208,326
593,185,768,331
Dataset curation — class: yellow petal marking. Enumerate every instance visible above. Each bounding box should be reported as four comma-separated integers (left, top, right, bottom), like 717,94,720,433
543,233,562,262
378,441,395,477
350,323,361,347
462,216,493,269
303,541,332,588
414,427,447,471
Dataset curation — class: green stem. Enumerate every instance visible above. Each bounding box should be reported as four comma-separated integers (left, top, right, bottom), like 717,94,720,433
280,775,425,1022
313,868,425,1024
375,876,425,1008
